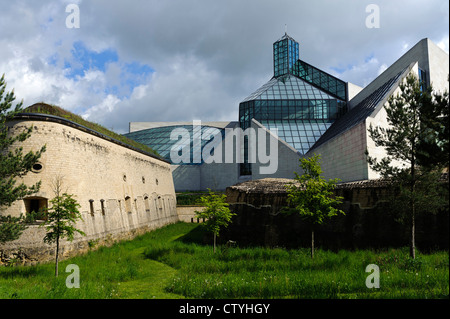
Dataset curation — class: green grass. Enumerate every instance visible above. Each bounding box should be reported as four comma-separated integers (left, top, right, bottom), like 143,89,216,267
0,222,448,299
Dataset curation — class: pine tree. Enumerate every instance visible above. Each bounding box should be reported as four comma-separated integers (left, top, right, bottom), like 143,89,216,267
416,78,449,169
0,74,46,243
367,73,448,259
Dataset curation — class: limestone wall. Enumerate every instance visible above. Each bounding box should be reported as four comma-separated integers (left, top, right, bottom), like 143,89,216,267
177,205,205,223
0,114,179,265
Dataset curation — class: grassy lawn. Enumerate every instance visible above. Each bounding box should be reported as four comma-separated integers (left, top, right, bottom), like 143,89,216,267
0,222,448,299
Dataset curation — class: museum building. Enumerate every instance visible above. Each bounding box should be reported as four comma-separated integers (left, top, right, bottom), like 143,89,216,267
124,33,449,191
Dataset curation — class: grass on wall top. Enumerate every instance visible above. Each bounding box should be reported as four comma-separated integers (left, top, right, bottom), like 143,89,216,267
21,103,161,158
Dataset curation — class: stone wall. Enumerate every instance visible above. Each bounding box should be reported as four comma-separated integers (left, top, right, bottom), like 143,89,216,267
0,114,179,265
223,178,449,251
177,205,206,223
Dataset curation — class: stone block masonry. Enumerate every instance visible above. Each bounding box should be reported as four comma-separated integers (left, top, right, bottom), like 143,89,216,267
0,113,179,265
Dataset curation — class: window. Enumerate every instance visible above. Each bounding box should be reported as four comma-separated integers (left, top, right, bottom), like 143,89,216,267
32,162,43,173
23,197,48,221
418,68,427,91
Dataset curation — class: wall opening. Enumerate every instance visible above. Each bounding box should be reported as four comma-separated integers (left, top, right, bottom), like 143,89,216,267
23,197,48,220
100,199,106,215
32,163,44,173
89,199,95,216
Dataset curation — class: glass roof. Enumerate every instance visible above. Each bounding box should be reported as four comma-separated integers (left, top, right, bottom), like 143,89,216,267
259,120,332,155
291,60,347,100
241,74,337,102
124,125,224,165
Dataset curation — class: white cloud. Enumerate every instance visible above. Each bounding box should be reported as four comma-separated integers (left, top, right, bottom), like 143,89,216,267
437,36,449,54
1,0,448,133
83,54,238,133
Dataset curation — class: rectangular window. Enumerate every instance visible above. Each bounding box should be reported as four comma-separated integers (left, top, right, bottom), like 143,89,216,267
23,197,48,221
418,68,427,91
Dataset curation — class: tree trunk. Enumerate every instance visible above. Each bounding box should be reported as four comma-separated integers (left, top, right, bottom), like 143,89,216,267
410,105,417,259
55,236,59,277
410,210,416,259
410,157,416,260
311,229,314,259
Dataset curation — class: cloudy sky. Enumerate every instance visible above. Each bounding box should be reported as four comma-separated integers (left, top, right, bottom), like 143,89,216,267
1,0,448,133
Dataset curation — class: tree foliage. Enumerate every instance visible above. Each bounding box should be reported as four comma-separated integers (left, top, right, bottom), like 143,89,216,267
0,74,46,243
40,176,85,276
195,189,236,253
367,73,449,259
285,154,344,258
0,215,26,244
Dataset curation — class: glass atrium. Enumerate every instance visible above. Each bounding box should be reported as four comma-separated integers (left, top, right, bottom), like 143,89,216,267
124,33,348,176
124,125,224,164
239,33,348,175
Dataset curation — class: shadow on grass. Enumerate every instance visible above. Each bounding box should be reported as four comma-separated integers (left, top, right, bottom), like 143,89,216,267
0,264,50,279
174,223,210,245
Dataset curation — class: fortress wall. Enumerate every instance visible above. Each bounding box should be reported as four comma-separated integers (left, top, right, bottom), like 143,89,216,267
1,116,179,265
223,178,448,250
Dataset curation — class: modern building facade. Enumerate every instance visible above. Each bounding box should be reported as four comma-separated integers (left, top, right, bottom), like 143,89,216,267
125,34,449,191
238,33,349,175
309,38,449,182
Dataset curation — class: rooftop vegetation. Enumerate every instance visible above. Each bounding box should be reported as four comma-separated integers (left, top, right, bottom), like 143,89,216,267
21,103,160,158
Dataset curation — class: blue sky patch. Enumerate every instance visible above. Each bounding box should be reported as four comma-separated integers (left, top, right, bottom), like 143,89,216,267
64,41,119,78
330,64,354,75
57,41,153,98
121,62,154,91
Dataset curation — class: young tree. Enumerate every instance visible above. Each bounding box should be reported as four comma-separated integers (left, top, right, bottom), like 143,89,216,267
0,74,46,242
41,176,85,276
285,154,344,259
195,189,236,253
367,73,448,259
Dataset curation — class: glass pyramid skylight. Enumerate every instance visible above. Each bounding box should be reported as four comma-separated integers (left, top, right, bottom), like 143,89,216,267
242,74,338,102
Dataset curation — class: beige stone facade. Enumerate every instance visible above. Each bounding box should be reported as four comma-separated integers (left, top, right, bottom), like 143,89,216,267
1,113,179,265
